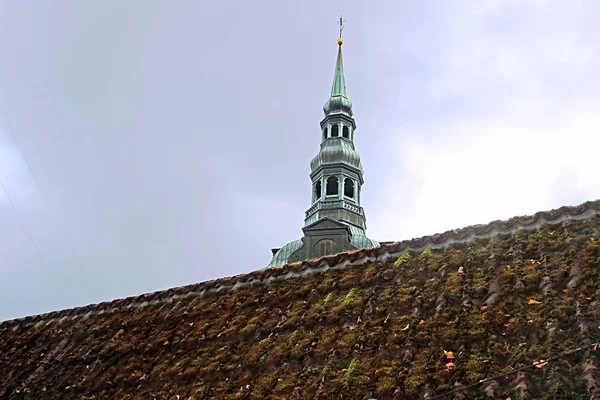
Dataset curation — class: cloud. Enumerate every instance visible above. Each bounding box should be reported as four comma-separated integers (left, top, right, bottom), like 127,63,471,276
370,1,600,242
1,0,600,320
373,105,600,242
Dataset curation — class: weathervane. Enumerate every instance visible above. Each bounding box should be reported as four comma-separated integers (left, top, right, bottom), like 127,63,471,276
338,15,346,46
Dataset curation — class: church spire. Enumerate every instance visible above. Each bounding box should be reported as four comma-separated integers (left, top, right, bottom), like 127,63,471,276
323,19,353,117
331,22,347,98
266,18,378,268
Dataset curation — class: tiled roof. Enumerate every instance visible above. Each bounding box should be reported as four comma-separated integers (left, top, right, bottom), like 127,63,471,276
2,200,600,398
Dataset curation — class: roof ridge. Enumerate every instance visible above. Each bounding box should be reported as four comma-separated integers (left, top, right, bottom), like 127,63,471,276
2,199,599,329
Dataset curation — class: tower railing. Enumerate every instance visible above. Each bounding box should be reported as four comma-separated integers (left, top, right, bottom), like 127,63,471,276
305,199,364,218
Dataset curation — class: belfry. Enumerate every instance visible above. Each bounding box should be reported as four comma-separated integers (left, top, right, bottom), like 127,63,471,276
267,23,379,268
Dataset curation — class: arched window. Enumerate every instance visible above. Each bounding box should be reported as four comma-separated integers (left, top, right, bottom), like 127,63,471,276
326,176,339,196
322,128,327,140
342,125,350,139
315,181,322,200
314,239,336,257
344,178,354,198
331,125,339,137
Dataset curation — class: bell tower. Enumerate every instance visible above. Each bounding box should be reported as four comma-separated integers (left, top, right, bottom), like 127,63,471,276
267,19,378,267
305,27,366,234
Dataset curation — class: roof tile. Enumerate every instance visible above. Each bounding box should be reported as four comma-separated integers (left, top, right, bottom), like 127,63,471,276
2,200,600,398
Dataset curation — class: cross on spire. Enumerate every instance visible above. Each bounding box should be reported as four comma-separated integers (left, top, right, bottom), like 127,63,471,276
338,15,346,39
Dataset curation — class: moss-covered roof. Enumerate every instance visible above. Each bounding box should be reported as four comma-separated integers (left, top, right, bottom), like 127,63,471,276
2,200,600,399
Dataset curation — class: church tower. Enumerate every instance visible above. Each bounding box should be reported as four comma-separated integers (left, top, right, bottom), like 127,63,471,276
267,25,379,268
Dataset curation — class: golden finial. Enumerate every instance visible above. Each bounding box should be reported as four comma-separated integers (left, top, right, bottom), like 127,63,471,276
338,15,345,46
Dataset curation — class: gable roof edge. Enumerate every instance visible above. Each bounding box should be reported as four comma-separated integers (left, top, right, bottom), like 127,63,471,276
2,199,599,330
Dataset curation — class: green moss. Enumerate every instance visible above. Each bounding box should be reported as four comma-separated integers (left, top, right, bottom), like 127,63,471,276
320,360,337,379
376,376,396,395
346,358,362,383
290,337,310,359
362,264,380,282
393,252,412,267
522,259,543,289
336,330,357,351
344,288,361,305
239,315,261,336
272,371,297,395
469,267,491,297
288,329,302,346
420,246,432,258
405,349,437,393
340,267,362,288
498,265,517,290
323,292,335,306
444,271,463,298
251,374,276,398
364,324,384,348
377,286,395,308
464,350,490,382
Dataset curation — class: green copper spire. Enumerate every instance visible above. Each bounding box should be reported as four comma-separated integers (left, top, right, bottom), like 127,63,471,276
323,16,353,116
330,45,347,97
266,18,378,269
323,39,353,116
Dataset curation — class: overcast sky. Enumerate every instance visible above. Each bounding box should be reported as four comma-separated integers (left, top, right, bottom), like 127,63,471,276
1,1,599,321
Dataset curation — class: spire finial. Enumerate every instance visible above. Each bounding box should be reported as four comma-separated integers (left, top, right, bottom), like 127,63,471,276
337,15,345,46
324,19,351,114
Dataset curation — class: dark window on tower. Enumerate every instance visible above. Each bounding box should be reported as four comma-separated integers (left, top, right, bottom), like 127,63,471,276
322,128,327,140
326,176,339,196
315,239,335,257
342,125,350,138
315,181,322,200
319,241,332,255
344,178,354,198
331,125,339,137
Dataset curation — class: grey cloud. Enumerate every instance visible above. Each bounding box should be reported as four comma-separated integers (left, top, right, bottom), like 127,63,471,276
1,1,600,320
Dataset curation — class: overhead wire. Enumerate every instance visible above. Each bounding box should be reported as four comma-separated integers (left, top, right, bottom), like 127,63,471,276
430,342,600,399
0,178,49,268
0,109,81,267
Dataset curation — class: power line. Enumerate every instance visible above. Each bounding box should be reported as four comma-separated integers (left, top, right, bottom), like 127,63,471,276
0,110,81,267
430,342,600,399
0,178,49,268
